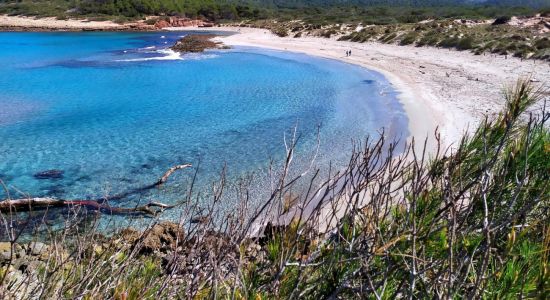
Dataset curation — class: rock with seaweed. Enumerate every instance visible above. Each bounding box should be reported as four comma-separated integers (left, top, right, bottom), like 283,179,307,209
170,35,228,53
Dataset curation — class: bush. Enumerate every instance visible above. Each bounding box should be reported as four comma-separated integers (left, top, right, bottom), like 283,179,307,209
439,36,459,48
144,18,158,25
399,32,418,45
492,15,511,25
380,32,397,43
272,27,289,37
416,34,439,47
55,14,68,20
534,38,550,50
456,36,475,50
320,29,337,38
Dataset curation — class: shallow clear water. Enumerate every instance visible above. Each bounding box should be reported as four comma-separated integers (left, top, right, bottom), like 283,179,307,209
0,31,407,212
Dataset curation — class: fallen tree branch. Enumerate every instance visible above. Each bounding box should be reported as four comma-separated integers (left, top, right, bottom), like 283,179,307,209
0,164,191,215
0,197,174,216
105,163,193,201
157,164,193,186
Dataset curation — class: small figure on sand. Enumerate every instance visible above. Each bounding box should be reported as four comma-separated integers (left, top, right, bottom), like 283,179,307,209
345,50,352,57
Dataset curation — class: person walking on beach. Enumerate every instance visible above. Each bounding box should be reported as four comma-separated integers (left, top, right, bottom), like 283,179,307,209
349,49,352,56
345,50,349,57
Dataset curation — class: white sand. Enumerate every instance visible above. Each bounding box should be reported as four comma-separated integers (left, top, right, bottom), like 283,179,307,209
0,15,123,30
169,26,550,150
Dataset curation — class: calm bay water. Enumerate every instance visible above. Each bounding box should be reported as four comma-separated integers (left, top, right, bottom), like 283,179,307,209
0,31,407,215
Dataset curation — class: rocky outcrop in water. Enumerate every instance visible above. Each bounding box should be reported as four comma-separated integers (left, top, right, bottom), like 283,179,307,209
170,35,228,53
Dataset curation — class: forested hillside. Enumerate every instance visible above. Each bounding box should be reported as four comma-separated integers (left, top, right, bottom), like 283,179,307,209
0,0,547,21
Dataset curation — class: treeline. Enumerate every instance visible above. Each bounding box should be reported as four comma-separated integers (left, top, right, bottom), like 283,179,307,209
75,0,264,19
68,0,550,21
0,0,548,21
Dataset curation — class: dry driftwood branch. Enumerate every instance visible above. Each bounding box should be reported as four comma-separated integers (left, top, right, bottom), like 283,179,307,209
0,164,191,215
0,197,174,216
157,164,193,186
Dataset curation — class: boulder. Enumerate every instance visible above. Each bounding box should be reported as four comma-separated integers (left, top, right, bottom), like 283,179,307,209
155,19,170,29
0,242,13,262
28,241,49,259
0,243,26,263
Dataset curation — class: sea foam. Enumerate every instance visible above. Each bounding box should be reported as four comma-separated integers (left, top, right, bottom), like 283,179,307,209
116,48,219,62
117,49,183,62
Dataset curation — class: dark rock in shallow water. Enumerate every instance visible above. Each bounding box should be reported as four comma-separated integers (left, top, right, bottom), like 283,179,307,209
34,170,64,180
170,34,227,53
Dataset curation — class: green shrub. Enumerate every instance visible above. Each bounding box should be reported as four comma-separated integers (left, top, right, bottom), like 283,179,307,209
380,32,397,43
416,33,439,47
534,38,550,50
456,36,475,50
399,32,418,45
439,36,459,48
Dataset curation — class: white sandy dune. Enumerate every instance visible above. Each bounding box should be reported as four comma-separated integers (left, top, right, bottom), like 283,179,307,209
170,26,550,150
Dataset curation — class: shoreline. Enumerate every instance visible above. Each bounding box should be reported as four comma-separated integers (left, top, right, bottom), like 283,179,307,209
2,15,549,148
0,14,146,31
166,26,550,150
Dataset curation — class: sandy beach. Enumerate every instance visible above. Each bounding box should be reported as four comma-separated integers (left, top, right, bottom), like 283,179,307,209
167,26,550,150
0,15,125,30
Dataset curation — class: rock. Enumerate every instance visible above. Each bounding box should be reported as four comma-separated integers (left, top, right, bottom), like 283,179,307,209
154,17,211,29
2,264,40,300
33,169,64,179
0,242,13,262
138,222,185,254
170,35,226,53
0,243,25,262
114,227,141,250
199,22,214,28
155,19,170,29
11,257,30,272
28,241,49,259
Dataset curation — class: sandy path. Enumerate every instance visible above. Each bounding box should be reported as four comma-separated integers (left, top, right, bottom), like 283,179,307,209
170,26,550,150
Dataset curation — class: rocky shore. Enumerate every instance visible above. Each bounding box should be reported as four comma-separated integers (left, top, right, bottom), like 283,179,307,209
153,16,214,29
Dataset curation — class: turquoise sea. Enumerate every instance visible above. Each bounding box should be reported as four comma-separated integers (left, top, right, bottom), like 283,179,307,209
0,31,407,216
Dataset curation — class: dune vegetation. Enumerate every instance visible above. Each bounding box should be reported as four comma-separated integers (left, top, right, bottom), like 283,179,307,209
338,18,550,60
1,79,548,299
